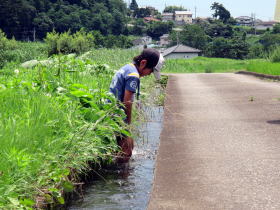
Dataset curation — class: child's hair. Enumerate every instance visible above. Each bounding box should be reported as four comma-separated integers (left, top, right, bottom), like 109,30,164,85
133,48,160,69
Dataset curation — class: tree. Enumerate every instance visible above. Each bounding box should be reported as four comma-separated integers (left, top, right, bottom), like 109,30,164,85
211,2,231,24
163,6,186,13
206,37,249,59
176,24,208,50
0,0,129,40
134,7,151,18
130,19,147,36
33,12,54,38
129,0,138,11
147,21,174,39
0,0,36,39
205,21,234,38
272,23,280,34
111,9,126,35
259,33,280,51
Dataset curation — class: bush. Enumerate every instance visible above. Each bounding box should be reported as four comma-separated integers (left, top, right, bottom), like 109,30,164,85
205,37,249,59
72,30,95,53
45,30,95,56
270,46,280,62
0,30,18,68
0,30,48,68
247,44,266,59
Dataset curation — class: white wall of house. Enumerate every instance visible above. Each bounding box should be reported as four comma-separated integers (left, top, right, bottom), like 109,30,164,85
160,34,170,46
175,11,192,24
162,13,173,22
255,25,274,30
164,52,199,59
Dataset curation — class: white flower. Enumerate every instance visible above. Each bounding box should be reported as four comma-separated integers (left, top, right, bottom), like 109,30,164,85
56,87,66,94
103,64,110,69
14,69,20,74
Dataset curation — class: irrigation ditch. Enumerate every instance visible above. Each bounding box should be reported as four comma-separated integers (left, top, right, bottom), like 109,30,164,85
69,106,164,210
48,76,168,209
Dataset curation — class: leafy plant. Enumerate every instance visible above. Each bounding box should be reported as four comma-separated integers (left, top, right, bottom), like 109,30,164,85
270,46,280,63
0,50,136,208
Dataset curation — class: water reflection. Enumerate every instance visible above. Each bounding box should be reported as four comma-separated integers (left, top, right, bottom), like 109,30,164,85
70,107,163,210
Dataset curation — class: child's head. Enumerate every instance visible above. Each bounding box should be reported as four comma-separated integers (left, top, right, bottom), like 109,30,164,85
133,48,164,79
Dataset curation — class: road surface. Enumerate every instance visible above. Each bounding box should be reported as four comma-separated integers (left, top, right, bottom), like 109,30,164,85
148,73,280,210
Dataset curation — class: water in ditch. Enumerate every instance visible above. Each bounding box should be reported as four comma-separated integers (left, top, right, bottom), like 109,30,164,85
70,106,163,210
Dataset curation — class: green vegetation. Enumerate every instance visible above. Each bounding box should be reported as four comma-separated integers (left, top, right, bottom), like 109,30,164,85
0,29,134,68
270,46,280,63
147,21,174,40
163,5,187,13
163,56,280,76
163,57,248,73
247,60,280,75
44,30,134,56
0,49,143,208
0,0,128,40
45,30,95,56
0,30,47,68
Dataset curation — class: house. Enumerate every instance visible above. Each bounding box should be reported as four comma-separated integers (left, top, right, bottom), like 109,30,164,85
236,16,254,26
162,13,174,22
144,17,160,22
132,36,152,46
162,44,201,59
174,11,193,25
256,21,278,30
235,16,262,26
160,34,170,46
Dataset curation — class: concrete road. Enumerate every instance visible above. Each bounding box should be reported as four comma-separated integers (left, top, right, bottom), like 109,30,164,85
148,73,280,210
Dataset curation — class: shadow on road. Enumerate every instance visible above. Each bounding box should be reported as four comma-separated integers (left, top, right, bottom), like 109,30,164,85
267,120,280,125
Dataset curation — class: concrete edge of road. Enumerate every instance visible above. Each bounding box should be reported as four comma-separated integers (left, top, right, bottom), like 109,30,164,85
236,70,280,81
147,74,174,210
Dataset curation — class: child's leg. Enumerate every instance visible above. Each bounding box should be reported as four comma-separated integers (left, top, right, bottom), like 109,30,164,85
117,136,134,163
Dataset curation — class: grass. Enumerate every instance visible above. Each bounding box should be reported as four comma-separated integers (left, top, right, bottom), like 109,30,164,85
0,49,144,208
0,41,47,68
162,57,249,73
162,56,280,76
247,59,280,75
83,48,140,69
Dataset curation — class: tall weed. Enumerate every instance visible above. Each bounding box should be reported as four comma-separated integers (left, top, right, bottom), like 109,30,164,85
269,46,280,63
0,52,132,208
0,30,47,68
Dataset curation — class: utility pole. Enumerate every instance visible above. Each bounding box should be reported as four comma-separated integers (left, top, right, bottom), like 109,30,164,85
195,6,197,19
33,28,36,42
251,13,256,35
174,28,182,46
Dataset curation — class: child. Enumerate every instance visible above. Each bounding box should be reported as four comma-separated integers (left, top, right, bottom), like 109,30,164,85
109,48,164,162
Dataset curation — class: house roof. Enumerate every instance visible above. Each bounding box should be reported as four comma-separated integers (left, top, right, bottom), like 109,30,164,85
175,11,192,15
257,21,278,26
162,44,201,57
144,17,160,22
162,13,173,16
236,16,252,20
160,34,169,38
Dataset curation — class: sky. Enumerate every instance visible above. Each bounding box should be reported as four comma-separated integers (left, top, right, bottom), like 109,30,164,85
125,0,277,21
